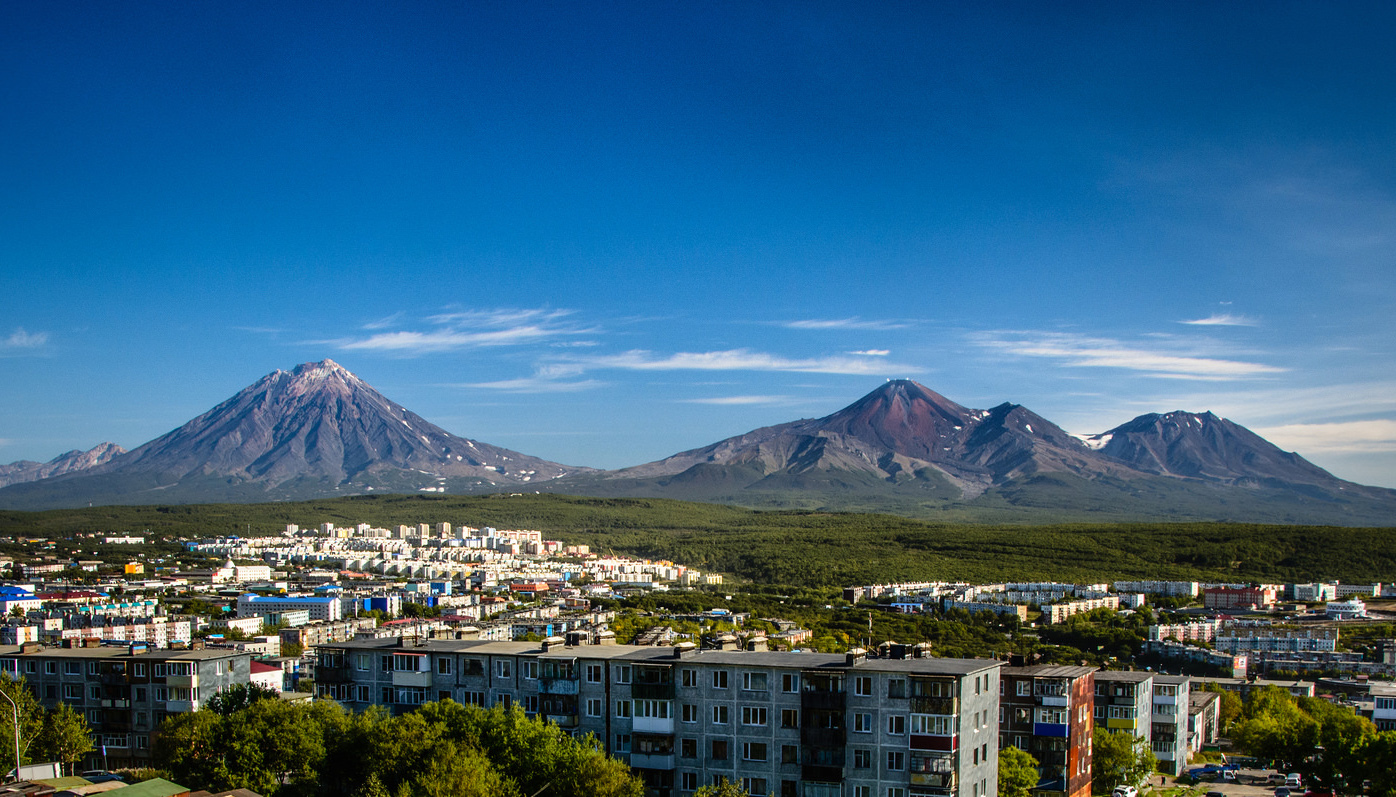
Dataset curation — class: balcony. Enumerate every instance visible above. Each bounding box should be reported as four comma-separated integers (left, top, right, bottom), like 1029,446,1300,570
392,670,433,688
543,713,579,728
1037,695,1069,707
800,727,845,748
538,678,580,695
629,752,676,770
911,696,957,715
316,665,352,683
801,691,846,710
633,716,675,734
1112,696,1135,706
911,772,956,789
801,765,844,783
165,675,196,689
166,700,195,713
101,699,131,710
1033,722,1069,738
1037,751,1068,767
632,682,676,700
99,672,128,686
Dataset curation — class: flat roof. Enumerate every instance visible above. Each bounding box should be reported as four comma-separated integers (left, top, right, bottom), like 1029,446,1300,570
318,639,998,673
1095,670,1155,683
0,645,247,661
1001,665,1097,678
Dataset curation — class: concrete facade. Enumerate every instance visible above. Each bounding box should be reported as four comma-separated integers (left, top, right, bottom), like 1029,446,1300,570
315,638,1003,797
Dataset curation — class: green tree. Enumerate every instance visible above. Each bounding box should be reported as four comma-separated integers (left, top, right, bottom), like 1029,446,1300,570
694,778,750,797
1092,728,1157,794
0,675,45,768
998,745,1040,797
32,703,93,775
207,682,281,717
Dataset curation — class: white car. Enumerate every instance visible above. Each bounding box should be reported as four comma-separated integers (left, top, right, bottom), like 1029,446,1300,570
1113,787,1139,797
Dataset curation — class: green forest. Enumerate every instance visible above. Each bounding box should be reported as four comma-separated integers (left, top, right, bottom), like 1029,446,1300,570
2,493,1393,586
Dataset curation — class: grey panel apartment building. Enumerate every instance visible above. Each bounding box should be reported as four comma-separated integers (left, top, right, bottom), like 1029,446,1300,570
0,640,252,770
315,637,1003,797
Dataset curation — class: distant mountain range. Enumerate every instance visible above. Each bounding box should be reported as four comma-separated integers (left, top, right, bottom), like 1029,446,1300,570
0,442,125,489
2,362,1392,525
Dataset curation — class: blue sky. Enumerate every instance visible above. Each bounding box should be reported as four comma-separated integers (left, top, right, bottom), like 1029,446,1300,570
3,2,1395,486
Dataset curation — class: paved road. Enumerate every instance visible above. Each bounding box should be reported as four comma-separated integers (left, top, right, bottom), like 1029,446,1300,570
1155,769,1295,797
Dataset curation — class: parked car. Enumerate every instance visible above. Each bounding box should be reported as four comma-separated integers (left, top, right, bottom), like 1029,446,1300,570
80,771,125,784
1113,787,1139,797
1286,774,1303,788
1274,788,1292,797
1206,791,1226,797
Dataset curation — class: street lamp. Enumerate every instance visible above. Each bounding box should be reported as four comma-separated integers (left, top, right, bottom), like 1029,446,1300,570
0,688,18,782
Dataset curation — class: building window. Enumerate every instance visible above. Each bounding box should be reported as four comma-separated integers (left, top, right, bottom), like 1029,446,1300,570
781,709,799,728
1017,680,1032,696
437,657,452,675
615,734,631,753
741,706,767,726
743,672,768,691
887,751,905,771
682,772,698,790
781,673,798,693
636,700,671,719
616,700,632,718
781,744,798,764
63,684,80,700
681,738,697,758
133,663,145,677
64,661,80,676
742,742,768,762
887,679,906,699
89,685,101,700
712,705,729,724
887,789,906,797
682,703,698,723
357,686,370,702
887,715,906,735
496,660,512,679
682,669,697,688
1095,705,1106,719
741,778,767,796
854,749,872,769
586,664,602,683
522,660,538,680
587,699,603,717
615,665,631,684
854,676,872,697
712,670,728,689
854,713,872,733
711,740,728,760
854,788,871,797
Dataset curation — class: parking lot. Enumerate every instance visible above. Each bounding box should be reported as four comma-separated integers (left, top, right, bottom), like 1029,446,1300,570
1154,769,1300,797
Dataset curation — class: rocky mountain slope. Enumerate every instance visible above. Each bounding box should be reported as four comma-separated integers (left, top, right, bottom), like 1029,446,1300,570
546,380,1396,525
0,360,586,508
0,442,125,488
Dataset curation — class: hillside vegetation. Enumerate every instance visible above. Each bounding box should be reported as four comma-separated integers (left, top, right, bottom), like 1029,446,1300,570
2,493,1393,586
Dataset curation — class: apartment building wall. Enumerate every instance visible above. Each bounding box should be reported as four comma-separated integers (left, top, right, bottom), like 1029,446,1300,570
0,643,251,770
315,638,1002,797
1149,676,1189,776
998,666,1096,797
1093,672,1153,764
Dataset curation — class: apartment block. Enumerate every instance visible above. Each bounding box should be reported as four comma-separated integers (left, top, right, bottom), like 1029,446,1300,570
1093,672,1153,750
1149,676,1189,776
314,638,1002,797
998,666,1095,797
0,641,251,770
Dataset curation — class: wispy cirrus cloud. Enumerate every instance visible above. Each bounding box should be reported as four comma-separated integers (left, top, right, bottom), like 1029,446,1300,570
1254,419,1396,454
2,328,48,350
972,330,1284,380
780,317,910,331
337,308,585,354
581,348,915,376
849,349,890,356
1179,314,1258,327
461,363,600,393
678,395,794,406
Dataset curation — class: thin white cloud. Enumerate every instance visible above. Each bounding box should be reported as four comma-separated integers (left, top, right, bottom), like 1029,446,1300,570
849,349,890,356
973,330,1284,379
3,328,48,349
337,308,585,354
582,349,917,376
679,395,794,406
782,318,910,331
1254,419,1396,454
1179,314,1258,327
362,312,404,330
464,377,602,393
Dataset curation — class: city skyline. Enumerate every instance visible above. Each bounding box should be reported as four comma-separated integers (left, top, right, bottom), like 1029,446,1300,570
3,3,1394,487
